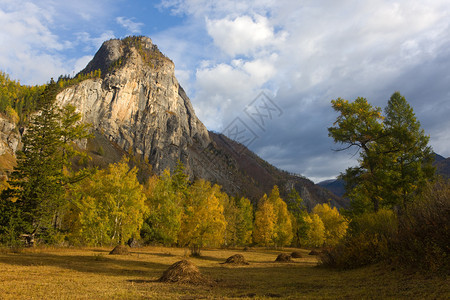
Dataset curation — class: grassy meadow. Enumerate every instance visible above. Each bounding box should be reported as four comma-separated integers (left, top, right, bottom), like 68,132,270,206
0,246,448,299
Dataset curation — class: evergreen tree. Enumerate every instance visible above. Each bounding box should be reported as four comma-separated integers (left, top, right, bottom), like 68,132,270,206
141,170,183,245
2,80,91,242
381,92,435,210
171,160,189,195
8,85,64,237
286,188,308,246
235,197,254,246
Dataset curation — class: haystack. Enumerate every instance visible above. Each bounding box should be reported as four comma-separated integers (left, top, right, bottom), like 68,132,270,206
221,254,249,265
291,251,303,258
109,245,130,255
275,253,292,262
308,249,320,256
159,260,211,285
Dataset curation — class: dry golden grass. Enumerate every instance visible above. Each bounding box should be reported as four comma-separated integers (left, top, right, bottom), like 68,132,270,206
0,246,448,299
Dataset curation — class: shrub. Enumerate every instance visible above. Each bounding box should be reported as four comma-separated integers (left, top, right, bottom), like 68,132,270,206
321,181,450,273
320,232,390,269
392,180,449,273
320,209,396,269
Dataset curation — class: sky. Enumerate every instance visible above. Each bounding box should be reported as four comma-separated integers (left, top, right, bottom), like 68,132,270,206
1,0,449,182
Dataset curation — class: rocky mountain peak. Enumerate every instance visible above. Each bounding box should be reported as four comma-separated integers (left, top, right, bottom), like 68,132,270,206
57,36,210,175
81,36,171,76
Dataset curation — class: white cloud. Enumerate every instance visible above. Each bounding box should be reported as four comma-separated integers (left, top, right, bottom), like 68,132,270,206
116,16,144,34
75,31,116,52
0,0,118,84
193,55,278,130
206,15,285,56
0,2,69,83
159,0,276,18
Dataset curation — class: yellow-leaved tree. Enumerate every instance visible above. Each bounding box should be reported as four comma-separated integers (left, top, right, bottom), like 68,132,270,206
304,213,325,247
67,158,147,246
178,179,227,256
313,203,348,246
222,195,239,247
253,194,275,247
254,186,293,247
269,186,293,247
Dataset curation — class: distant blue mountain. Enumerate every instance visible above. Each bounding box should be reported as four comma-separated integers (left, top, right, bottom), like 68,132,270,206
319,153,449,197
317,178,346,197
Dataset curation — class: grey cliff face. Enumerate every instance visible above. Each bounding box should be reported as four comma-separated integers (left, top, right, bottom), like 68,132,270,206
56,37,211,175
0,116,20,156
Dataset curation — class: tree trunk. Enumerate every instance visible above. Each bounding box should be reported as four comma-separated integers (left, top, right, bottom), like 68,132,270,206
190,245,201,257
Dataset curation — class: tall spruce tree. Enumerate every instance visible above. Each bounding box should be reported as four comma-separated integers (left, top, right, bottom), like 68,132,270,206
381,92,435,210
286,188,308,247
4,80,91,242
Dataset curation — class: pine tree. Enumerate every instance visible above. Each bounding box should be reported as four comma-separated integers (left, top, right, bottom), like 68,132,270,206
328,97,384,212
3,80,92,242
141,170,183,245
235,197,253,246
286,188,308,246
381,92,435,210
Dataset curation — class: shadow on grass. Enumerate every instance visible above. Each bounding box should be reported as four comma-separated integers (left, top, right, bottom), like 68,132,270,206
0,252,169,278
127,279,157,284
132,251,175,258
192,255,225,263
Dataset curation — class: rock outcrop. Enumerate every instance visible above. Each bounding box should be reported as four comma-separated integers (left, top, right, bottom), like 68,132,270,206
57,36,210,175
0,116,20,156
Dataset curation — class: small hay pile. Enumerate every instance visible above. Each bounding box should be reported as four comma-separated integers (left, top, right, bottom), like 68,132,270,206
308,249,320,256
291,251,303,258
159,260,212,285
221,254,249,265
275,253,292,262
109,245,130,255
